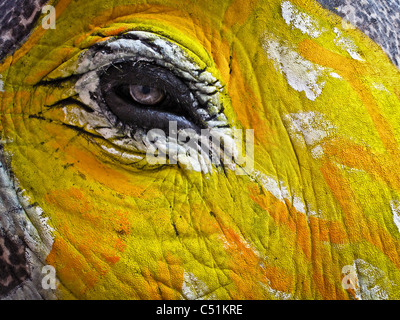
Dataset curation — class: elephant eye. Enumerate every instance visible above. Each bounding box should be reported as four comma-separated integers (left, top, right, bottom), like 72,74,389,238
63,31,231,171
99,61,205,132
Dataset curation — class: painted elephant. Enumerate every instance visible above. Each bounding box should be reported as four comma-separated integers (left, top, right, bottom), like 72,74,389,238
1,0,400,300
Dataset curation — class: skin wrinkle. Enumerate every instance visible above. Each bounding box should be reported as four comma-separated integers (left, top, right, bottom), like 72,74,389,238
180,245,231,299
175,176,233,279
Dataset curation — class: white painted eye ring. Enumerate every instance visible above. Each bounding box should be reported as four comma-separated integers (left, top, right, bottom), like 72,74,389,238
129,84,165,105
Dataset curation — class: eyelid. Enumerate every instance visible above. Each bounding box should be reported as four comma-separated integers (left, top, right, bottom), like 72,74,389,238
78,32,221,90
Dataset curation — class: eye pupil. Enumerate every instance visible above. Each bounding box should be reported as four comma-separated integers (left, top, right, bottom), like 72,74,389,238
141,86,151,94
129,84,165,105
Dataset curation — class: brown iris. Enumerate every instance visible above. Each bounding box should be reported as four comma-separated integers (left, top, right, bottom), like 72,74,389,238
129,84,165,105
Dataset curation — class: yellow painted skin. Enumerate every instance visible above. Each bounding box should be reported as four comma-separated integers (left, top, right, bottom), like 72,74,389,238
1,0,400,299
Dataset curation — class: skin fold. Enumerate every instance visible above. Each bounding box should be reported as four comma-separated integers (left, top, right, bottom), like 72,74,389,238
1,0,400,300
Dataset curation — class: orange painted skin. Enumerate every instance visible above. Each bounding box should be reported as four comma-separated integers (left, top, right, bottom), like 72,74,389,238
1,0,400,299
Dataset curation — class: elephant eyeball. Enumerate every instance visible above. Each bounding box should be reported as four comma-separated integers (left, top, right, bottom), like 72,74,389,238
129,84,165,105
99,61,205,132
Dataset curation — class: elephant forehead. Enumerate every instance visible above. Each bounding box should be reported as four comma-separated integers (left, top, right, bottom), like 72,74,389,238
1,0,400,300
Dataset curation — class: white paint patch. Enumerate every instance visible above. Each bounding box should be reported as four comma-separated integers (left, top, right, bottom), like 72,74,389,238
181,272,216,300
250,169,288,201
16,187,55,256
219,230,259,255
335,162,365,174
259,280,292,300
307,209,323,219
121,152,144,162
351,259,390,300
373,82,390,93
284,111,337,146
75,73,100,106
292,195,306,214
310,145,324,159
334,28,364,61
262,35,328,101
100,145,121,156
250,169,312,215
62,106,90,128
330,72,342,79
0,76,4,92
389,200,400,234
281,1,324,38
